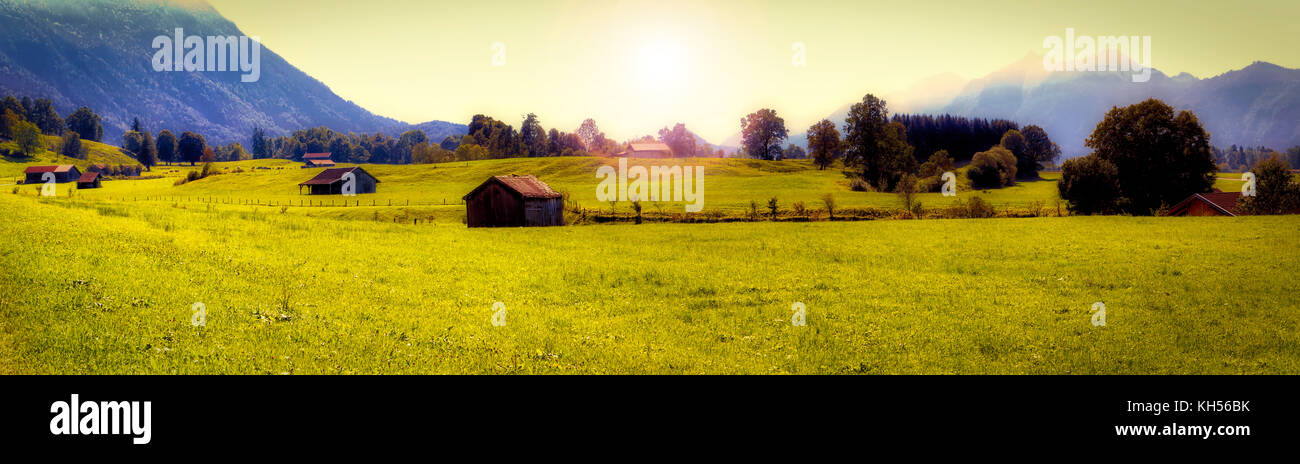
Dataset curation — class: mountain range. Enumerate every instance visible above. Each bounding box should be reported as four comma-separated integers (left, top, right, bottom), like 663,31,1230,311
764,53,1300,158
0,0,465,146
4,1,1295,159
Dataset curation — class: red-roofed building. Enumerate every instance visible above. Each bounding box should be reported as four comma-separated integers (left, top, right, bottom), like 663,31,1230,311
463,175,564,227
23,165,81,184
76,171,102,189
1164,191,1243,216
615,142,673,158
297,167,378,195
302,159,336,168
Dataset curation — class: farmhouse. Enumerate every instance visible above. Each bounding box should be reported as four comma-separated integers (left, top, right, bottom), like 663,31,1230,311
1164,191,1242,216
76,171,102,189
297,167,378,195
463,175,564,227
23,165,81,184
615,142,673,158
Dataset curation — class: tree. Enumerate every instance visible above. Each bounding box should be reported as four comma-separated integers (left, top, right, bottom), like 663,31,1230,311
740,108,788,161
122,130,143,155
1058,154,1121,214
576,118,602,151
65,107,102,142
782,144,806,159
999,130,1032,177
201,146,216,163
843,94,915,191
59,131,83,159
918,150,954,178
178,131,207,165
156,130,177,165
131,117,142,133
658,123,697,158
806,119,842,170
966,146,1018,189
138,131,157,170
26,98,64,135
250,126,269,158
0,109,21,139
412,142,454,164
395,129,429,164
454,143,489,161
13,121,42,156
1085,98,1216,214
0,96,23,120
1238,154,1300,215
1020,125,1060,172
520,113,547,157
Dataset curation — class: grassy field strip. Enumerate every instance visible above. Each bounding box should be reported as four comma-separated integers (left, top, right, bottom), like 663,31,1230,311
2,193,1297,374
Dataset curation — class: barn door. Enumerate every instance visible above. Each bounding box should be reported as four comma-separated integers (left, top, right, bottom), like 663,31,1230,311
525,202,543,226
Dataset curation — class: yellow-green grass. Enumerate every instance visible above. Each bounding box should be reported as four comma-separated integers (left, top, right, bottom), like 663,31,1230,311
29,157,1067,224
1,192,1297,374
0,135,141,179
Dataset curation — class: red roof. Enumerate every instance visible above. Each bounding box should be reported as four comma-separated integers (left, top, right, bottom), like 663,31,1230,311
298,167,376,186
463,175,562,200
628,142,672,153
1165,192,1242,216
24,165,75,174
303,152,332,160
77,171,100,182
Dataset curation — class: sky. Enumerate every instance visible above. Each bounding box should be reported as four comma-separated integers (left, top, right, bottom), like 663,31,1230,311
206,0,1300,144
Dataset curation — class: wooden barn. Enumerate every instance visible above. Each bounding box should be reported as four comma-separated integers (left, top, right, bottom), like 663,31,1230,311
302,158,335,168
615,142,673,158
1164,191,1242,216
23,165,81,184
297,167,379,195
76,171,102,189
463,175,564,227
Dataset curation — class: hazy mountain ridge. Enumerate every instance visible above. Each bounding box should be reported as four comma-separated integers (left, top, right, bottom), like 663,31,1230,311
0,0,465,146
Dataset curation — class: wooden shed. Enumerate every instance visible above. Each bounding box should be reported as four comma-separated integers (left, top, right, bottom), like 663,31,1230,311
614,142,673,158
463,175,564,227
76,171,102,189
302,158,335,168
1164,191,1242,216
23,165,81,184
297,167,379,195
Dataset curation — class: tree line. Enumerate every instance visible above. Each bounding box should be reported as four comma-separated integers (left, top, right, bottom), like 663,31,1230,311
741,94,1062,195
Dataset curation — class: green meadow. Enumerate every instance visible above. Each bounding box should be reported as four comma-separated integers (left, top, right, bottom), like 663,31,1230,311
1,156,1297,374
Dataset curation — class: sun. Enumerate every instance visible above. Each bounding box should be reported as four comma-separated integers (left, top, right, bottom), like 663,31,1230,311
632,36,689,93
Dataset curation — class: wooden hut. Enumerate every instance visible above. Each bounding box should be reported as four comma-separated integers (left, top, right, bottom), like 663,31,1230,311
76,171,102,189
1164,192,1242,216
614,142,673,158
23,165,81,184
463,175,564,227
302,159,336,168
297,167,378,195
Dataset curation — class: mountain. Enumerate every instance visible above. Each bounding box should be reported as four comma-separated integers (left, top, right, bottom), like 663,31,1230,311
747,55,1299,159
0,0,465,146
934,56,1300,157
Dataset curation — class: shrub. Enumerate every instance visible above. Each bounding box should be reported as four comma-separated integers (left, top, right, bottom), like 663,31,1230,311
849,178,870,192
767,197,779,219
791,201,806,216
967,146,1018,189
1058,154,1121,214
821,193,836,219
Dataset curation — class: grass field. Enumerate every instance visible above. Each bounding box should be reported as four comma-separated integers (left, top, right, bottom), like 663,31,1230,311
0,134,142,179
2,187,1297,374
